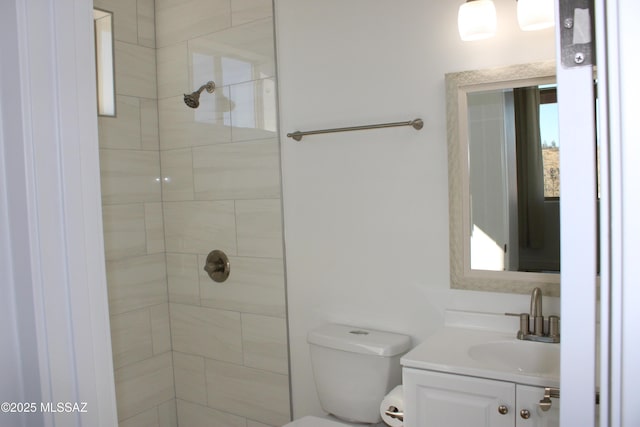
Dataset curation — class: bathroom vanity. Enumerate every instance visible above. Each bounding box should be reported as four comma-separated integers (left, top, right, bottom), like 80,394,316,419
401,319,560,427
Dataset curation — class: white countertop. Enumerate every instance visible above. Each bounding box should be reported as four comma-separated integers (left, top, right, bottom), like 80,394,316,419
401,326,560,388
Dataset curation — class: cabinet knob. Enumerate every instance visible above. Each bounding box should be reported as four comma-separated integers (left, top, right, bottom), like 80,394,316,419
498,405,509,415
520,409,531,419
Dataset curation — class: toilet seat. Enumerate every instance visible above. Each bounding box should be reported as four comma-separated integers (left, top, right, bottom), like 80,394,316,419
282,415,357,426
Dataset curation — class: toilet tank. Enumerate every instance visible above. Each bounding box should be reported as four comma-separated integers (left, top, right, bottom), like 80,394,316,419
307,324,411,424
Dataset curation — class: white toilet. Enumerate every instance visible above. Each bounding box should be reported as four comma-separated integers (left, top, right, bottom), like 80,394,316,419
284,323,411,426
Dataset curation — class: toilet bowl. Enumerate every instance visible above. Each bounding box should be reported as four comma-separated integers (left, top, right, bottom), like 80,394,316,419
284,415,373,426
284,324,411,426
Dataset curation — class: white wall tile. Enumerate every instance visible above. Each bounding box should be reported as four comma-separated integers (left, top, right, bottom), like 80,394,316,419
140,99,160,150
151,304,172,355
119,400,177,427
160,149,195,201
100,149,161,205
163,201,237,254
247,420,275,427
158,92,232,150
205,359,290,426
102,204,147,261
173,352,207,405
176,399,246,427
230,79,277,142
145,202,166,254
110,309,153,369
231,0,273,26
170,303,243,363
188,18,275,87
101,4,289,426
199,256,285,317
166,253,201,305
137,0,156,48
156,0,232,48
235,199,283,258
98,96,141,150
157,42,189,99
118,407,158,427
115,41,157,98
158,399,178,427
193,139,281,200
114,352,175,421
241,314,288,375
106,254,168,315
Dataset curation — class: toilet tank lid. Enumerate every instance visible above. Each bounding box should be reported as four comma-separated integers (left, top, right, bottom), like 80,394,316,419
307,324,411,357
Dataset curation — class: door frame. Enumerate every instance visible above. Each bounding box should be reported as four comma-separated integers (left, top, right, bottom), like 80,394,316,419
0,0,117,426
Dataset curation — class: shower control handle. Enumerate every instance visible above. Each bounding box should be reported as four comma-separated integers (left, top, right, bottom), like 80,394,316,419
204,250,230,283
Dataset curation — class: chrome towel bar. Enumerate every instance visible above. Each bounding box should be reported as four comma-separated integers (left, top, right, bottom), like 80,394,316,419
286,118,424,141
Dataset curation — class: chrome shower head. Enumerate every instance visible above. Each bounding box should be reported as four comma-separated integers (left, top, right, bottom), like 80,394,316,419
184,93,200,108
183,81,216,109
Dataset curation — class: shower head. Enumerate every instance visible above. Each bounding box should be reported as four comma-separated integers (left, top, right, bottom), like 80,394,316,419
184,81,216,109
183,93,200,108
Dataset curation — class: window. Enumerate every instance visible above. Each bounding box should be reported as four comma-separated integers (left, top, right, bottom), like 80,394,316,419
93,9,115,116
539,85,559,198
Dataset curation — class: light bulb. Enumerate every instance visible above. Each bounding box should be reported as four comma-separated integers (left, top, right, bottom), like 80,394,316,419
458,0,498,41
517,0,555,31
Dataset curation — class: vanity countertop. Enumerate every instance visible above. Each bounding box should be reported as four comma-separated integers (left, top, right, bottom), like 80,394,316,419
401,326,560,388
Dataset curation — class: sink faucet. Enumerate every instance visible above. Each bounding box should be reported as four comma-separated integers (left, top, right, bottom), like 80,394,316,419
506,287,560,343
530,287,543,336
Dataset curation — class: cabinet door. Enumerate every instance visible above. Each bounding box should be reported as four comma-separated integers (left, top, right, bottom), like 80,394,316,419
403,368,515,427
515,385,559,427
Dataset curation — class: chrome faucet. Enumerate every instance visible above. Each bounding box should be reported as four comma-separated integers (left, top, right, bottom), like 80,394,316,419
530,287,543,336
506,287,560,343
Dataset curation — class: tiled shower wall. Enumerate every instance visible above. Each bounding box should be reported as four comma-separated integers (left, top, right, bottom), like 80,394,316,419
97,0,290,426
95,0,177,425
156,0,290,425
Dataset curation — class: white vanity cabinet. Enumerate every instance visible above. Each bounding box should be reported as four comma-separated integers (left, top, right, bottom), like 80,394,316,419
516,384,559,427
403,368,559,427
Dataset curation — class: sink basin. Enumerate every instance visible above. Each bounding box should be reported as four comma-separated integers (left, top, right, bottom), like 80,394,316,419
468,340,559,375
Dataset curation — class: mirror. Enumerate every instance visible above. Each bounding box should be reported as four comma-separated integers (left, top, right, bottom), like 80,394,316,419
446,61,560,296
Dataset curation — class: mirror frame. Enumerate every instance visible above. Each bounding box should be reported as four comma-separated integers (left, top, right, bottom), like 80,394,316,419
446,61,560,296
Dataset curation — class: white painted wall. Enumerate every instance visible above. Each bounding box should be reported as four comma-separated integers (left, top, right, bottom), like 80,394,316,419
274,0,559,418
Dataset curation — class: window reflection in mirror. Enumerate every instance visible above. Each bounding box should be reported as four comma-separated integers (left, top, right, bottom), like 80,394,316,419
467,84,560,273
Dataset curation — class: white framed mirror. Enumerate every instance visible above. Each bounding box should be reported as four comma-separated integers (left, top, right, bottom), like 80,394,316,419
446,61,560,296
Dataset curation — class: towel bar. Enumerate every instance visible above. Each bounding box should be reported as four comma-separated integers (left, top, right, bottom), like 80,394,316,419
286,118,423,141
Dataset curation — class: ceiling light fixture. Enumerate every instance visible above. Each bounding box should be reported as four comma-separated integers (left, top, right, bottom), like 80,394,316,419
458,0,498,41
517,0,555,31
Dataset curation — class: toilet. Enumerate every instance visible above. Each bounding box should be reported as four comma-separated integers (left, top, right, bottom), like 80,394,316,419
284,324,411,426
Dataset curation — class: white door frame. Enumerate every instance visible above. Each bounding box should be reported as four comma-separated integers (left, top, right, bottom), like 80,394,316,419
597,0,640,426
558,0,640,425
556,18,598,427
0,0,117,426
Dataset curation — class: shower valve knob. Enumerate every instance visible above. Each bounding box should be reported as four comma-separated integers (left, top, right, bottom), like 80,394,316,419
204,250,230,283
